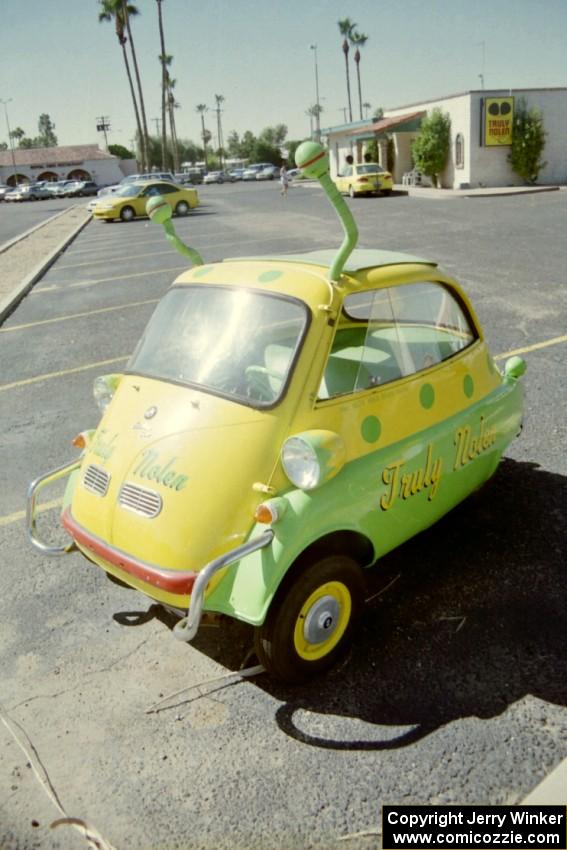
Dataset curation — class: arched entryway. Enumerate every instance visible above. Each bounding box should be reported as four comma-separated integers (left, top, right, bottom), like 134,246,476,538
7,174,29,187
67,168,91,181
37,171,59,182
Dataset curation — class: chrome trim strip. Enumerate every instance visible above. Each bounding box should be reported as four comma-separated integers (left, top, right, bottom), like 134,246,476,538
173,529,275,643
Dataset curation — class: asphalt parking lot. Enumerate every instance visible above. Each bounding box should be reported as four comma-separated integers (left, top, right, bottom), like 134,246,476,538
1,182,566,850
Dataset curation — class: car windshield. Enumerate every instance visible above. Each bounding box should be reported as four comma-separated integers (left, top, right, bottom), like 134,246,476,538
356,165,384,174
127,285,309,407
115,184,142,198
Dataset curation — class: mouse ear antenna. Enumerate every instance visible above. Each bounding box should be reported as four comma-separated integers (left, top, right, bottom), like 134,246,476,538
146,196,204,266
295,141,358,282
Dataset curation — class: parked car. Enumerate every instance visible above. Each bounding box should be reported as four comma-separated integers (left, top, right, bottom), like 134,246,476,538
92,180,199,222
29,141,526,684
0,184,10,201
242,163,273,181
256,165,280,181
5,183,51,201
228,169,245,181
335,162,394,197
46,180,76,197
64,181,99,197
120,172,175,185
203,171,226,184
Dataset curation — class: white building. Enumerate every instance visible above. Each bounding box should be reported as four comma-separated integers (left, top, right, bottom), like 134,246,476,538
0,144,137,187
322,87,567,189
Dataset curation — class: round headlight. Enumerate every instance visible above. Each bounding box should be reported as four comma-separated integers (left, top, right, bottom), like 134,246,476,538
93,374,122,413
281,430,346,491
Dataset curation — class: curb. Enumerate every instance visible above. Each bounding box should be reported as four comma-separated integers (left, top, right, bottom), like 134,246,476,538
522,756,567,805
0,208,92,325
0,204,78,255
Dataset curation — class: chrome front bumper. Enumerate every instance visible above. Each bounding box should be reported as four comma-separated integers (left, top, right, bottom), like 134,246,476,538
27,458,274,643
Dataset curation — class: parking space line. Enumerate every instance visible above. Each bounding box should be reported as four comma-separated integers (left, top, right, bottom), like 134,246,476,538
0,355,129,393
33,265,189,293
0,299,158,333
0,498,62,528
493,333,567,360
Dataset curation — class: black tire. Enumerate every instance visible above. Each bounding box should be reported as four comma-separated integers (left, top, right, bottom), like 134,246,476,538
382,189,392,196
175,200,189,216
254,555,365,684
120,205,135,222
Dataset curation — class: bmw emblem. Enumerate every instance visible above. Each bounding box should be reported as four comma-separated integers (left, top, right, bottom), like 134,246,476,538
144,406,158,420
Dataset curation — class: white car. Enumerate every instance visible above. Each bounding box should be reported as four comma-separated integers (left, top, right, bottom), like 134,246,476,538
242,163,273,181
256,165,279,181
203,171,226,184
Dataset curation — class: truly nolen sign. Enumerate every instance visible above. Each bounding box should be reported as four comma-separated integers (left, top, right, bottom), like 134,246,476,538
484,97,514,146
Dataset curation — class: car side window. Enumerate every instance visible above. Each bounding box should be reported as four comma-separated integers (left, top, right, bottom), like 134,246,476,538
318,282,477,400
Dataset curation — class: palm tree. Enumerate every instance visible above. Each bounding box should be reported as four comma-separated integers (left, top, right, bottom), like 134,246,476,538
196,104,209,170
156,0,168,170
98,0,148,170
121,0,150,170
214,94,225,170
166,73,181,173
350,31,369,120
363,101,372,119
337,18,356,123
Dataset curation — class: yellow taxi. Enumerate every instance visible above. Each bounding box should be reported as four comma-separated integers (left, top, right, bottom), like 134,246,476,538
93,179,199,222
335,162,393,197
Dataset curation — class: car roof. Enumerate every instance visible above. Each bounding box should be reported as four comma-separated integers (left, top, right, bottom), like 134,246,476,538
224,248,436,274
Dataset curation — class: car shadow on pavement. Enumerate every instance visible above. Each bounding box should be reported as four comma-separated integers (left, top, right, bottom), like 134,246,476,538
112,458,567,750
264,458,567,749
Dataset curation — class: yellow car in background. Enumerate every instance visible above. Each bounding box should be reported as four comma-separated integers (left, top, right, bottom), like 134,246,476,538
335,162,393,198
93,180,199,222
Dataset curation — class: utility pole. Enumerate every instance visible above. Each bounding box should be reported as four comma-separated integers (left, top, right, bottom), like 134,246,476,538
152,117,161,136
309,45,321,141
1,98,19,184
96,116,111,149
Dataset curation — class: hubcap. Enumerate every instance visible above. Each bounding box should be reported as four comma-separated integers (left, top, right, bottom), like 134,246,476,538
303,595,340,644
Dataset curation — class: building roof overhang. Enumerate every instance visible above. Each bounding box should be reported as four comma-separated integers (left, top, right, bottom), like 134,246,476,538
345,110,427,140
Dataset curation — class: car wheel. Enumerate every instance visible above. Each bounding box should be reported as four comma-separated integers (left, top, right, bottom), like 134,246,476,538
382,189,392,196
175,201,189,216
254,555,365,684
349,185,355,199
120,205,135,222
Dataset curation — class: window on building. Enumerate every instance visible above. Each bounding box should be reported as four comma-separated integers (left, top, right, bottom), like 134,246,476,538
455,133,465,169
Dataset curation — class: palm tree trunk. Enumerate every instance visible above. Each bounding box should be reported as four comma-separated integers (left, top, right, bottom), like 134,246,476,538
343,47,353,123
122,0,149,171
355,59,363,120
156,1,168,170
168,98,179,172
120,42,145,169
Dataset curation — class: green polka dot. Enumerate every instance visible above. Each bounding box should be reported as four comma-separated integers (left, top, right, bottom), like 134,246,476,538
361,415,381,443
463,374,474,398
258,270,283,283
420,383,435,410
192,265,213,278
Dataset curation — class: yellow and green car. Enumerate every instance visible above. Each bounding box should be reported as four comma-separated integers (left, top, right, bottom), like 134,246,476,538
28,142,525,684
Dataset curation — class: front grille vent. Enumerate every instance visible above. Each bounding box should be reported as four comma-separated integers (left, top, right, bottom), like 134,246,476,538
83,464,110,497
118,482,162,518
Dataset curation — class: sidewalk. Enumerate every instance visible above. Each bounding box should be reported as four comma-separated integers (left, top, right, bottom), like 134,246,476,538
397,183,561,200
0,204,92,324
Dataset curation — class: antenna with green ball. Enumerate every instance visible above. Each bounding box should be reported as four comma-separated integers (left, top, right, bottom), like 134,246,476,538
146,196,204,266
295,140,358,282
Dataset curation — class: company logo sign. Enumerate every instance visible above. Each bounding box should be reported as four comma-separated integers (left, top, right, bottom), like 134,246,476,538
484,97,514,146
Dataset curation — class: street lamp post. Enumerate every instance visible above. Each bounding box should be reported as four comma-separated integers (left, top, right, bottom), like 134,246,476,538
1,98,18,186
309,44,321,141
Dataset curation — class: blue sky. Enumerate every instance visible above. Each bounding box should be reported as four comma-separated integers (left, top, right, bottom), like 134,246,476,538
2,0,566,151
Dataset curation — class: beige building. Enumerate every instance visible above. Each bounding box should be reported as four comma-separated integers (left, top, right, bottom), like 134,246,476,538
322,87,567,189
0,144,136,187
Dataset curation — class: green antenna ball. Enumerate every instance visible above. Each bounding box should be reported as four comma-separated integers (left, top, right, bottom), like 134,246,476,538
146,195,172,224
295,141,329,179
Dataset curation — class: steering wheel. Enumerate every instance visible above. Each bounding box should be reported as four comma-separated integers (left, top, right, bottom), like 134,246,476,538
245,365,283,402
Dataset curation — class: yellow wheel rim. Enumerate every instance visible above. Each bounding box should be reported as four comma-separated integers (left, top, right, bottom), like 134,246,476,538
293,581,352,661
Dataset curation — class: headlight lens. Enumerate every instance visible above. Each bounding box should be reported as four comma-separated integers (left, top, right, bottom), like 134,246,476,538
281,431,346,491
93,374,122,413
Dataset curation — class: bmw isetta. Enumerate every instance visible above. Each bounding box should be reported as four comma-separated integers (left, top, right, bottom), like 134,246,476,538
28,141,526,683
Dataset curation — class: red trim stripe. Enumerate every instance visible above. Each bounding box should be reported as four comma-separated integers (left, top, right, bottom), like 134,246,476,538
296,150,327,170
62,508,197,595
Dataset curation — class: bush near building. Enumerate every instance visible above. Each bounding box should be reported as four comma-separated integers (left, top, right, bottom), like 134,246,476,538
411,109,451,188
508,98,547,185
